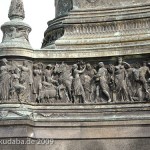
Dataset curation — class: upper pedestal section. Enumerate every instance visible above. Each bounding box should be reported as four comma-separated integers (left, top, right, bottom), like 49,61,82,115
73,0,150,10
55,0,150,17
41,0,150,58
0,0,33,57
55,0,73,18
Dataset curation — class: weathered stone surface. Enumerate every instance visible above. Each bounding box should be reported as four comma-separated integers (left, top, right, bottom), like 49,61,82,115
0,103,150,150
42,0,150,57
0,57,149,104
73,0,150,9
0,0,32,53
55,0,73,18
8,0,25,20
0,0,150,150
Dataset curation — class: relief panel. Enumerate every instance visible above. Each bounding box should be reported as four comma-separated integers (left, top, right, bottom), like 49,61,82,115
0,58,149,104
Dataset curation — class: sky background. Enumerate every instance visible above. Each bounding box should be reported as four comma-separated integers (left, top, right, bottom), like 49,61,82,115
0,0,55,49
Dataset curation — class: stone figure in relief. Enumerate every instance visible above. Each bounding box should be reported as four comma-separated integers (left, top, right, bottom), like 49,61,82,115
147,78,150,100
139,61,150,97
43,64,54,82
33,63,43,101
72,64,86,103
9,66,26,102
41,64,60,100
37,64,64,103
82,63,97,103
42,64,59,91
114,57,131,102
0,58,11,101
132,64,143,101
53,63,73,102
17,61,33,102
124,63,134,99
94,62,111,102
38,82,59,103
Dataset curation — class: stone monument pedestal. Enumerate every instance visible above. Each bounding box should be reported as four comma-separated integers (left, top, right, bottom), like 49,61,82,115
0,0,150,150
0,103,150,150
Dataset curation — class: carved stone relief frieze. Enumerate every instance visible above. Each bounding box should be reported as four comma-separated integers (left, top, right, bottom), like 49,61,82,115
0,58,149,104
0,59,33,103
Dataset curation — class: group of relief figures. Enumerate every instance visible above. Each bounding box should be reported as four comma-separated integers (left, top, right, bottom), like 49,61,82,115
0,57,150,104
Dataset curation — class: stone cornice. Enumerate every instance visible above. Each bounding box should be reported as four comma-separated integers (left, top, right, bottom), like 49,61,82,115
0,43,150,59
48,5,150,26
